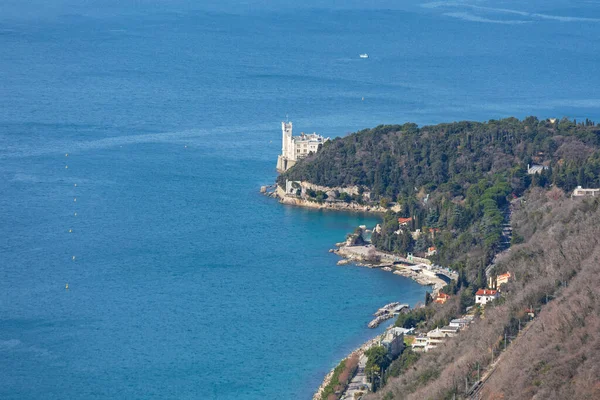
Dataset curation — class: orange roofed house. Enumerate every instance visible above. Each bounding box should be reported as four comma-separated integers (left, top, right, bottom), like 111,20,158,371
398,217,413,226
475,289,498,305
434,292,450,304
489,272,511,289
496,272,511,287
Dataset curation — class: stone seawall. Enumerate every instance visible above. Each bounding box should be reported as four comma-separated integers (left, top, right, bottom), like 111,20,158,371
298,181,366,197
272,182,389,213
279,195,387,213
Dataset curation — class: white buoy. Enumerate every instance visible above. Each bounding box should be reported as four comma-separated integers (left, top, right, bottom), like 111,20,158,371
74,198,77,202
72,256,76,260
74,212,77,216
69,229,72,233
65,283,69,289
65,165,68,169
74,183,77,187
65,153,69,157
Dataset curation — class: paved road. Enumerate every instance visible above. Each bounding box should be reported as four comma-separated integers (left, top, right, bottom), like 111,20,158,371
342,355,369,400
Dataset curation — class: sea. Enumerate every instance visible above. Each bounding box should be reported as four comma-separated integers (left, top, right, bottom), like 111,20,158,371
1,1,600,399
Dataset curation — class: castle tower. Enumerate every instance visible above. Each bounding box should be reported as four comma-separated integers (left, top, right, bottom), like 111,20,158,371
277,121,297,172
282,121,293,159
277,120,328,173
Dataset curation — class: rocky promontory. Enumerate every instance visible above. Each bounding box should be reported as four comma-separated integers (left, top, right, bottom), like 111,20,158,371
262,181,399,213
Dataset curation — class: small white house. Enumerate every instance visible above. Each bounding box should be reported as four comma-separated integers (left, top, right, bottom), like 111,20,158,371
449,318,470,329
475,289,499,305
412,336,429,353
527,164,548,175
572,186,600,197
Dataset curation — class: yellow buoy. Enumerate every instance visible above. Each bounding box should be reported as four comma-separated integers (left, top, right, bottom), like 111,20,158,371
65,283,69,289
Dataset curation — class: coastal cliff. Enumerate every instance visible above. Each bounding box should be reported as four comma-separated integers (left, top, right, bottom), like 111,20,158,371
267,181,393,213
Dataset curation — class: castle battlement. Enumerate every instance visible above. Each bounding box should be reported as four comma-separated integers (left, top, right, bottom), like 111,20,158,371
276,121,329,172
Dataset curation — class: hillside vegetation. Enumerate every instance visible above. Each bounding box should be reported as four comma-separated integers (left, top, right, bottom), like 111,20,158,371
279,118,600,399
369,191,600,400
280,117,600,278
282,117,600,195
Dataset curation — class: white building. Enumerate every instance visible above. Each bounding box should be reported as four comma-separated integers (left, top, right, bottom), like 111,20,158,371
412,336,429,353
276,121,329,172
527,164,549,175
475,289,499,305
572,186,600,197
449,318,470,329
412,326,458,353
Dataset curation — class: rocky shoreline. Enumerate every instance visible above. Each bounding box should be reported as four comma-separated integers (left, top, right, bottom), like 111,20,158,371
311,245,451,399
261,183,391,213
312,335,382,400
332,243,449,294
261,183,455,399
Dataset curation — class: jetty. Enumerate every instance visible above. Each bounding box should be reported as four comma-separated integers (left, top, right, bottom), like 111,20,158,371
368,303,408,328
374,302,401,316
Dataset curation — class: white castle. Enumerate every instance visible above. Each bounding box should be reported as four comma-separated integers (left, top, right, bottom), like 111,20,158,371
276,121,329,172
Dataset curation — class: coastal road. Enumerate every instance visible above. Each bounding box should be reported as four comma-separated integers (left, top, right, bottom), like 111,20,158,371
342,354,368,400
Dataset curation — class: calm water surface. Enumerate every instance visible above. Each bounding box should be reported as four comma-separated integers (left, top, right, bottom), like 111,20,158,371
1,1,600,398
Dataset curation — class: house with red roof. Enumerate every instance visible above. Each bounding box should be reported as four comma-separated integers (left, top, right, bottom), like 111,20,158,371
525,308,535,319
475,289,498,305
434,292,450,304
398,217,413,226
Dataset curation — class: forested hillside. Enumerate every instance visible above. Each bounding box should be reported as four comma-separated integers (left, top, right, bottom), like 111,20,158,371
280,117,600,275
282,117,600,195
368,191,600,400
280,118,600,399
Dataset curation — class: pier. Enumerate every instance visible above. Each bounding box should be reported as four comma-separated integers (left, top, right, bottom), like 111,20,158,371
368,303,408,328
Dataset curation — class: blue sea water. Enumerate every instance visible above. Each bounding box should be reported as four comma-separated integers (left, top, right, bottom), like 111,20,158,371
2,1,600,399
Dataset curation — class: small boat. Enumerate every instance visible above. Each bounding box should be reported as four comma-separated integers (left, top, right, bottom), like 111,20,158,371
359,53,369,59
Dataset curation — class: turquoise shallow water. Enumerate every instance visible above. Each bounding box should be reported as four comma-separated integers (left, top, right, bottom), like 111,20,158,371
1,1,600,399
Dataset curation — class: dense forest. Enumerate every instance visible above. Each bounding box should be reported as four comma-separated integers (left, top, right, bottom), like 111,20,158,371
280,117,600,277
367,190,600,400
